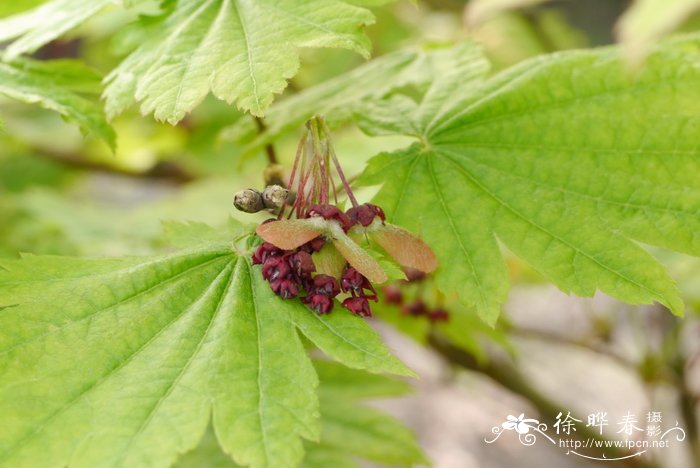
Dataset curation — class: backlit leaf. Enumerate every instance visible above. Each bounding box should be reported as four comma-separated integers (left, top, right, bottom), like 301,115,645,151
103,0,383,123
0,59,115,149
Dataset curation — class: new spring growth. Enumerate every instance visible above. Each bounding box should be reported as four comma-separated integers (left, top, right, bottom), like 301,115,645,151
243,116,438,317
234,185,292,213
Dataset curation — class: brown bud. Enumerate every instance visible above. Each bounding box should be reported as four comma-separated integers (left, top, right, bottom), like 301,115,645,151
262,185,291,210
234,188,264,213
263,164,286,187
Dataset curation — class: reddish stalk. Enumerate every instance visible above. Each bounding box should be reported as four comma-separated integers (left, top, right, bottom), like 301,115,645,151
286,116,362,217
319,119,358,208
278,134,307,219
293,135,315,218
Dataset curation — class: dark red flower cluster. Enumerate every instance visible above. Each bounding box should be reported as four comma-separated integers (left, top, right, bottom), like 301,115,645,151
252,202,385,317
346,203,385,227
307,204,354,232
242,118,437,319
382,275,450,323
340,266,377,317
253,237,335,313
253,240,320,299
307,202,385,232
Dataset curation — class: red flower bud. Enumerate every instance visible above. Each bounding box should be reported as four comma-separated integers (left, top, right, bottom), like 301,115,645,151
404,267,426,283
429,308,449,322
307,204,353,231
342,297,372,317
303,293,334,314
311,274,340,297
346,203,385,227
341,267,377,299
382,286,403,305
340,267,364,292
289,251,316,278
262,256,291,281
252,242,282,265
300,236,326,253
270,278,299,299
402,300,427,317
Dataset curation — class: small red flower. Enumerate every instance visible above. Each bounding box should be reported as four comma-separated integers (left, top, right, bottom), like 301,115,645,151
340,267,376,300
303,293,334,314
289,251,316,278
404,268,426,282
300,236,326,253
383,285,403,305
252,242,282,265
402,300,427,317
310,274,340,297
340,267,364,293
346,203,385,227
262,256,291,281
307,204,353,231
270,278,299,299
429,308,449,322
342,297,372,317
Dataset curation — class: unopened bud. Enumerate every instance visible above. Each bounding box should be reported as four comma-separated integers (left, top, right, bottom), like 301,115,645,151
234,189,264,213
262,185,291,210
263,163,286,187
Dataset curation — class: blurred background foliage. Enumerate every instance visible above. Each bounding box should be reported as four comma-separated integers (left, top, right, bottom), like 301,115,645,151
3,1,700,466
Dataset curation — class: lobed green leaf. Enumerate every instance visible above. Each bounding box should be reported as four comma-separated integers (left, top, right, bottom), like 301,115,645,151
357,37,700,323
0,0,115,60
175,361,423,468
0,228,411,468
221,42,485,156
0,59,115,149
103,0,382,123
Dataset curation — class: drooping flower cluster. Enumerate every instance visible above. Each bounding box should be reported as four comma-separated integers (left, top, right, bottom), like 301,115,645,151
252,238,321,301
237,116,437,317
252,202,386,316
382,268,450,323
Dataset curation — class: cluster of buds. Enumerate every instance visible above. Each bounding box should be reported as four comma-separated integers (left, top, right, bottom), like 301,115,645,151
238,117,437,318
252,202,387,316
252,235,343,314
382,269,450,323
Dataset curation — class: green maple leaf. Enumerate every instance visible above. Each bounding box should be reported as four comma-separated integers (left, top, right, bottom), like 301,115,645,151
175,361,425,468
0,0,387,123
221,42,475,157
0,58,115,149
103,0,383,123
219,49,418,156
0,0,116,60
0,225,412,468
309,361,426,467
356,37,700,324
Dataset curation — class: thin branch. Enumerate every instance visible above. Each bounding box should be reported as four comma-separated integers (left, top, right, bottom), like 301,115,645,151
428,332,660,468
254,117,278,164
33,147,196,184
508,325,636,369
